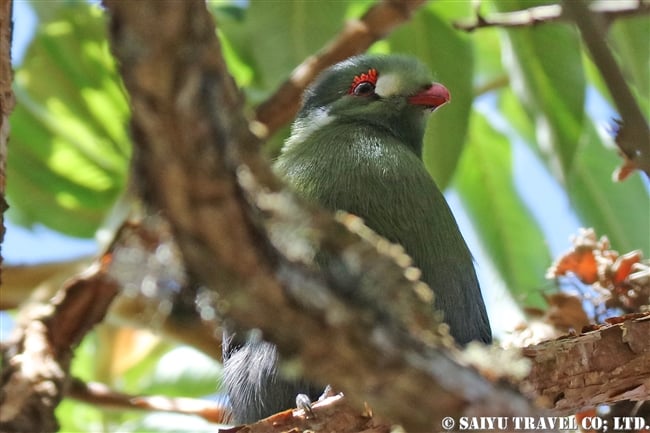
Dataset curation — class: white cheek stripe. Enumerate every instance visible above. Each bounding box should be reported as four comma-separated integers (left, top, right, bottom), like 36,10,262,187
375,73,401,97
282,107,334,152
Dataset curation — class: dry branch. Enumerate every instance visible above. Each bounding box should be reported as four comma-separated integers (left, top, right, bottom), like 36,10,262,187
67,377,229,423
225,394,390,433
105,217,224,360
0,263,119,432
561,0,650,178
0,0,15,283
523,313,650,413
453,1,650,32
1,258,92,309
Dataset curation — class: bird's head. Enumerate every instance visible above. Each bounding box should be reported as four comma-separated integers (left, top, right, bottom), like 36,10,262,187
290,54,450,156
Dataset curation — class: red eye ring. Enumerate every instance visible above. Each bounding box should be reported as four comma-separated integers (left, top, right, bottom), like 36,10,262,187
349,68,378,96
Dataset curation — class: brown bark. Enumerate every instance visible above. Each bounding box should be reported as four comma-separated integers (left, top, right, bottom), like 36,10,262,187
0,263,119,432
0,0,15,284
562,0,650,179
523,314,650,413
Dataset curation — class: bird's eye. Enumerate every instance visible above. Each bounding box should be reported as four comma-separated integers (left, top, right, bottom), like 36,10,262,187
352,81,375,96
349,68,378,96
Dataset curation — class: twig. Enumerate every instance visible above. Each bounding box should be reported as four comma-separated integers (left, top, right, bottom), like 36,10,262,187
454,1,650,32
455,0,650,178
0,261,119,432
253,0,427,137
474,74,510,97
67,377,229,423
562,0,650,178
1,258,92,309
232,394,390,433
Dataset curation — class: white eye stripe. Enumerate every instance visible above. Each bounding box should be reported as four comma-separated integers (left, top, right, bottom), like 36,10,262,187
374,73,401,97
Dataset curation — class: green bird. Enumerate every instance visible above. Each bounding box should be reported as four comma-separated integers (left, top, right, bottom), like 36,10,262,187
223,54,491,424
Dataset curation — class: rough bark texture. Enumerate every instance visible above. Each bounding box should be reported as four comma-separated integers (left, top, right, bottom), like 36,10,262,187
0,264,119,432
523,314,650,413
227,395,391,433
0,0,14,284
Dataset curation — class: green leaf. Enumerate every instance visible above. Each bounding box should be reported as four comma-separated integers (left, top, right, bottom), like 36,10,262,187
498,86,536,145
215,1,350,153
9,3,130,237
473,27,506,89
223,1,348,98
568,121,650,254
584,15,649,118
388,5,474,189
494,0,585,180
583,51,613,107
136,346,222,397
609,14,650,102
56,399,105,433
455,111,550,308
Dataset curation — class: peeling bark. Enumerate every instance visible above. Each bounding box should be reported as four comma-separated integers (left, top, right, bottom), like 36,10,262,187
523,314,650,413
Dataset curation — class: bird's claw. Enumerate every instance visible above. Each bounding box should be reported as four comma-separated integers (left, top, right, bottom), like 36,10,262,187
295,393,314,419
318,384,335,401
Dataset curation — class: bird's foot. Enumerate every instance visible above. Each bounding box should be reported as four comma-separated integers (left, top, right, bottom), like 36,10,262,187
295,384,337,419
295,393,314,419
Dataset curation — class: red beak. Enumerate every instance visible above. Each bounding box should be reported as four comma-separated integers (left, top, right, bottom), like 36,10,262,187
408,83,451,110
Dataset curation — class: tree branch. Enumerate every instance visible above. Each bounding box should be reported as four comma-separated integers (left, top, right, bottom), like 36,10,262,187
0,0,15,283
453,1,650,32
454,0,650,178
1,258,91,309
561,0,650,179
523,313,650,412
66,377,229,423
0,262,119,432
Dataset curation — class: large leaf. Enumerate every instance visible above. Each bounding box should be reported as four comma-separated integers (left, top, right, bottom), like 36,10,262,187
214,0,349,154
472,26,505,88
455,111,550,308
9,3,130,237
388,4,474,189
215,0,348,100
567,121,650,254
498,86,536,145
494,0,585,181
137,346,222,397
608,14,650,105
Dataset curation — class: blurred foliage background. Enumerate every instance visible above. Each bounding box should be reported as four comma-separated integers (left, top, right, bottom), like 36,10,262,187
5,0,649,431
